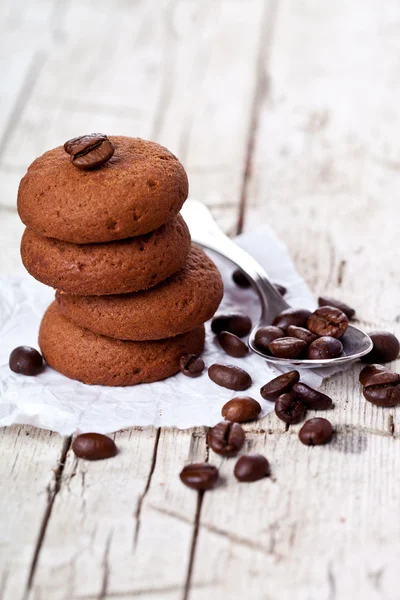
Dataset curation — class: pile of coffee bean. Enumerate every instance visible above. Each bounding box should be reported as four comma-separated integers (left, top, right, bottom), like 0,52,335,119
255,304,350,360
260,369,333,438
180,395,269,489
8,291,400,486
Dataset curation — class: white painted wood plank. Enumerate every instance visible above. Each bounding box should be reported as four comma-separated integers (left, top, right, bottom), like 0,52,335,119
0,426,66,600
28,428,206,599
191,429,400,600
153,0,266,232
0,0,58,148
246,0,400,321
0,210,26,275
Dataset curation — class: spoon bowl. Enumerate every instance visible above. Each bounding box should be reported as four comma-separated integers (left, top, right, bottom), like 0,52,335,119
181,200,373,369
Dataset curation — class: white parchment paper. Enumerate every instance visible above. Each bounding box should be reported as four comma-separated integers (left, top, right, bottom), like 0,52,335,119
0,224,346,434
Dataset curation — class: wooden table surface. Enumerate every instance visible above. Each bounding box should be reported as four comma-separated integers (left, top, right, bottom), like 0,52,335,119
2,1,400,598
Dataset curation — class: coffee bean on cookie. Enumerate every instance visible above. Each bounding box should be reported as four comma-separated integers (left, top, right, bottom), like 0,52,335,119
18,137,189,243
64,133,115,170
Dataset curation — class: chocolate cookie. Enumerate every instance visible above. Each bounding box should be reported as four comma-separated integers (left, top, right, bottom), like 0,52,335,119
56,246,223,340
39,303,205,386
18,136,189,243
21,215,190,295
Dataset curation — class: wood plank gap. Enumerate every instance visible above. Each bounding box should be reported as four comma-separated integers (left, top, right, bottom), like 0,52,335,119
133,428,161,549
182,426,209,600
50,0,70,43
98,529,113,600
150,1,179,142
0,51,47,162
236,0,279,234
23,435,72,599
182,490,204,600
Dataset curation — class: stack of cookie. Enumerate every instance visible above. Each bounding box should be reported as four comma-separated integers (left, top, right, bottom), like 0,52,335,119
18,135,223,386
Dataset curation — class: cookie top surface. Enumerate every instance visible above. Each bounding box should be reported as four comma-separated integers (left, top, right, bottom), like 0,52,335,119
39,302,205,387
56,246,224,340
21,214,190,295
18,136,189,243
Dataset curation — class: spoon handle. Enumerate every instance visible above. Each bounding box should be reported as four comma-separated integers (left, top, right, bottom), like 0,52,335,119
182,200,289,322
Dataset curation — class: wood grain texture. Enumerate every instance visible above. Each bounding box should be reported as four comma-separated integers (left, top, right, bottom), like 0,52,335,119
0,211,25,275
27,428,208,600
0,426,66,600
191,429,400,600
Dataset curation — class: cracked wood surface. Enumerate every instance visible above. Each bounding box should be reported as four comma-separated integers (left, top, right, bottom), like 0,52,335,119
1,0,400,599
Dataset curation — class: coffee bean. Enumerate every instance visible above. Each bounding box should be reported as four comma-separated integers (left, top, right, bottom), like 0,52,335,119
268,337,307,359
64,133,115,170
292,382,333,410
221,397,261,422
180,463,219,490
208,421,245,456
9,346,43,376
359,364,388,386
211,314,252,338
275,393,306,424
287,325,317,345
254,326,284,352
363,330,400,364
232,269,251,288
307,306,349,339
218,331,249,358
272,308,312,332
260,370,300,401
318,296,355,320
274,283,287,296
234,454,270,482
298,418,333,446
208,364,252,391
180,354,205,377
363,371,400,407
307,336,343,360
72,433,117,460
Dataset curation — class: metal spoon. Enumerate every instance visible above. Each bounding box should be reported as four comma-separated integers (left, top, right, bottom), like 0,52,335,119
181,199,373,369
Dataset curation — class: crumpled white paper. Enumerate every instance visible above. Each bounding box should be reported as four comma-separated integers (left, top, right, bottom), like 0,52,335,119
0,224,346,435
